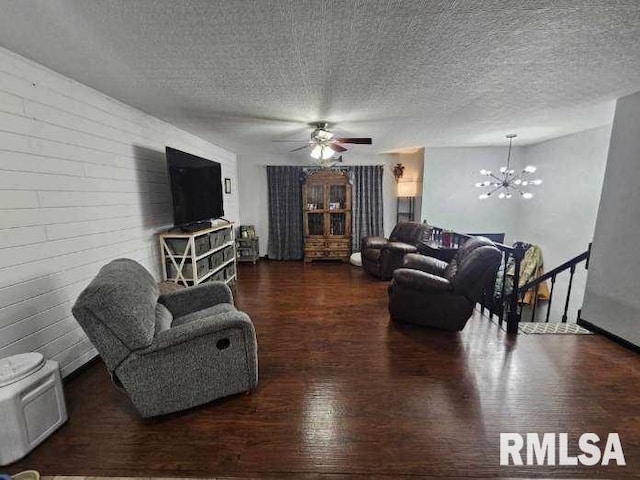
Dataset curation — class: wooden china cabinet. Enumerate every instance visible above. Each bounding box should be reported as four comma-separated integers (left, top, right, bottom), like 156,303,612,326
302,170,352,262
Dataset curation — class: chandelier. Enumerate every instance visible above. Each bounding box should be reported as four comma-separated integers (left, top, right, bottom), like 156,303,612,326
475,134,542,200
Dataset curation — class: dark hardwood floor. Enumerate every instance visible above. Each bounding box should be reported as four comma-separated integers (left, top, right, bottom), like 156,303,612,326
8,261,640,478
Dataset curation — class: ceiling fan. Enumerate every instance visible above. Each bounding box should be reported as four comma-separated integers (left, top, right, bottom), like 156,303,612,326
274,122,372,164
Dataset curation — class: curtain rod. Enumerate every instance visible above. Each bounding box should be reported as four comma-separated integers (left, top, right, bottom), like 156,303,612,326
261,163,386,167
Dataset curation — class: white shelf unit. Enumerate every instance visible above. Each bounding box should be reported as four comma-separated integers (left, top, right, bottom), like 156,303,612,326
159,222,237,287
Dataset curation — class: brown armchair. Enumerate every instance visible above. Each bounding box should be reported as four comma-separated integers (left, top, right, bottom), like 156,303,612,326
361,222,432,279
388,237,501,331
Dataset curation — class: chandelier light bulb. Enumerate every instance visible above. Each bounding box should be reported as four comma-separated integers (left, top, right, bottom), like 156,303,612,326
506,193,512,199
514,179,522,185
524,165,537,173
500,166,507,173
479,193,489,200
498,192,506,199
531,179,543,185
475,182,483,187
521,180,529,186
522,192,534,199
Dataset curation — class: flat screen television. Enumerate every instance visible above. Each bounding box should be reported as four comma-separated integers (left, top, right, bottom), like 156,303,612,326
166,147,224,227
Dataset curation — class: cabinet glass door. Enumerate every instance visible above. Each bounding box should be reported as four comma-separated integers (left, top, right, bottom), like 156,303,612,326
329,213,346,236
328,184,346,210
308,212,324,236
305,184,324,211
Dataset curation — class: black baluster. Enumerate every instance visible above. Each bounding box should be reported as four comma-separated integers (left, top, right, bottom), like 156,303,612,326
530,284,540,322
499,251,508,326
545,275,556,323
488,264,498,321
507,243,525,333
562,265,576,323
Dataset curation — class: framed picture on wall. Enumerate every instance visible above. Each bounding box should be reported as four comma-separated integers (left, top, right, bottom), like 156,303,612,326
224,178,231,194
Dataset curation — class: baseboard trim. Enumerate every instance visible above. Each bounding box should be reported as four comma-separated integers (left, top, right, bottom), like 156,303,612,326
577,318,640,354
62,354,101,384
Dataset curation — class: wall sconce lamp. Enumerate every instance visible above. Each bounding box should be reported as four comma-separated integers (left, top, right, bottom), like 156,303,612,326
393,163,405,182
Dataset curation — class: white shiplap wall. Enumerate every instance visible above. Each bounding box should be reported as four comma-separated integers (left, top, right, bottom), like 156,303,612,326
0,47,239,377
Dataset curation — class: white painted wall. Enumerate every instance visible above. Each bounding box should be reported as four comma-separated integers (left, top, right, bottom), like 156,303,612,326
238,151,398,256
0,48,238,376
421,146,523,237
582,91,640,347
516,126,610,322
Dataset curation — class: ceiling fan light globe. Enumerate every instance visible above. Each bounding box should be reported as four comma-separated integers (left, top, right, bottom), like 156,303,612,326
310,145,322,159
317,130,334,141
321,146,334,160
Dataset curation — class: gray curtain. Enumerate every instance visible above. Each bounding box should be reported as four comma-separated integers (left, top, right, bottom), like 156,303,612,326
352,165,384,251
267,166,304,260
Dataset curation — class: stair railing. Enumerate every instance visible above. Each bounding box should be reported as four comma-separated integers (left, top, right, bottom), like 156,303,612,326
427,228,591,332
481,241,526,334
514,245,591,324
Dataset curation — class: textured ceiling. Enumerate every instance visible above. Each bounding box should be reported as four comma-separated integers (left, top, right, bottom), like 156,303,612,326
0,0,639,156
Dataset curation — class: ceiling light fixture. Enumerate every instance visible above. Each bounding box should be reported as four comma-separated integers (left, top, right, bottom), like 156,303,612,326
475,134,542,200
310,144,335,161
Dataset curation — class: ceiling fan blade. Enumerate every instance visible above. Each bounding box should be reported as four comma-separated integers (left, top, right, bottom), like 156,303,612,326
335,137,372,145
290,145,310,152
330,144,348,153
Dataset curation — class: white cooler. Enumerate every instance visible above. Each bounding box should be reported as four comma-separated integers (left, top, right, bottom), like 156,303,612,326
0,353,67,466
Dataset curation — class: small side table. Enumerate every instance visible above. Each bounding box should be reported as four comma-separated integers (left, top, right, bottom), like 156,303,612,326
236,237,259,264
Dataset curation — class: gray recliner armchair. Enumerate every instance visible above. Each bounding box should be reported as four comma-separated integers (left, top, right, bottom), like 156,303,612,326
72,258,258,418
